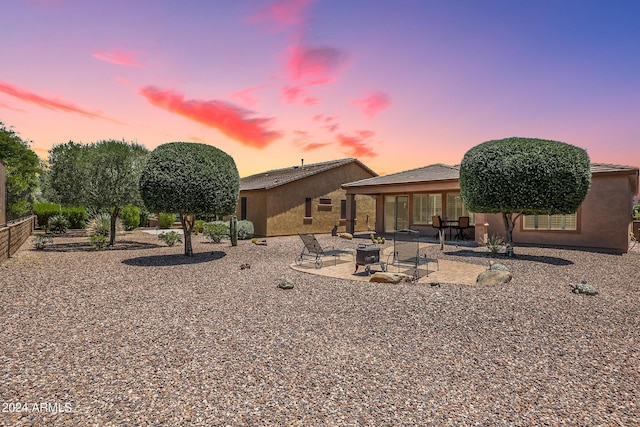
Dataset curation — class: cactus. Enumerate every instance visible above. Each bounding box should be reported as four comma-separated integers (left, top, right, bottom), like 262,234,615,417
230,215,238,246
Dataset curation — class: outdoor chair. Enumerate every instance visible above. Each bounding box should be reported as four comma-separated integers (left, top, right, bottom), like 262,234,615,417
431,215,446,239
295,233,354,269
386,229,439,282
454,216,472,240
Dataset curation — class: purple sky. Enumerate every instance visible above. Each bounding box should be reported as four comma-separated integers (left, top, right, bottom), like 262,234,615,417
1,0,639,178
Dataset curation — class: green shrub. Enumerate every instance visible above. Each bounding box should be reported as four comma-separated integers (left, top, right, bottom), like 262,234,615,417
158,212,176,229
34,233,54,250
89,234,108,250
139,208,151,227
33,202,61,229
120,205,141,230
48,214,69,234
86,213,123,237
158,230,182,246
237,220,254,240
202,221,229,243
62,206,87,229
193,219,206,235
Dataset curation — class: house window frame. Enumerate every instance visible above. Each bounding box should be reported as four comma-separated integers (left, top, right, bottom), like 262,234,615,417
412,193,442,225
521,211,580,232
304,197,312,218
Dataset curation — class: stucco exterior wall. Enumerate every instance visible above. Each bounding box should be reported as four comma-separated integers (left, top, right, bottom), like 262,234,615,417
238,162,376,237
237,190,268,237
484,173,635,252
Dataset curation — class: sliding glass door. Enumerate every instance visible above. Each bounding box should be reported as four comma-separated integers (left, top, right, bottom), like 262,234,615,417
384,195,408,232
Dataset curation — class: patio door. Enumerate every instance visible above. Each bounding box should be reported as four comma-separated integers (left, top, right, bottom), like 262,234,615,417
384,196,409,232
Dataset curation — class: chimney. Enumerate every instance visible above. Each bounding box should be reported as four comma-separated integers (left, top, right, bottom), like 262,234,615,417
301,158,304,169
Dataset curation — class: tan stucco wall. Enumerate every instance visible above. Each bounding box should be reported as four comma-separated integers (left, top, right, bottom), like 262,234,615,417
238,162,376,237
236,190,268,237
484,173,635,252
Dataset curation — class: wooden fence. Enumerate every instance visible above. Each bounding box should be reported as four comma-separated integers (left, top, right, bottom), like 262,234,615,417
0,215,36,263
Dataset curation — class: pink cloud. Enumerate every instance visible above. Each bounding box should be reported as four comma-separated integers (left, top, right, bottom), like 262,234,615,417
115,76,130,85
301,141,332,151
336,131,378,158
138,86,282,149
302,96,319,106
230,84,273,107
287,44,346,83
247,0,313,32
92,49,141,67
0,101,26,113
281,85,305,103
351,91,391,119
0,80,107,119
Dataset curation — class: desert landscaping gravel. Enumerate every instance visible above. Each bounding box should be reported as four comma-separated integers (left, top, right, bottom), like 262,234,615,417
1,230,638,426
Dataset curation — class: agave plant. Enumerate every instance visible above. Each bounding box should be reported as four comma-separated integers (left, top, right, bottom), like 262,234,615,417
86,213,124,237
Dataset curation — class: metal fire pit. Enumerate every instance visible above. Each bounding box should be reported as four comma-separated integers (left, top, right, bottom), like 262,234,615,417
354,244,385,274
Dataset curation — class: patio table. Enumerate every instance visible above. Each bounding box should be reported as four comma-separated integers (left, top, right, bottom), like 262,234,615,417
442,219,458,240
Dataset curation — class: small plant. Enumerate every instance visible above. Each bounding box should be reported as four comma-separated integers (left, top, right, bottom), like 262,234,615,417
486,234,506,257
86,213,124,237
193,219,206,235
251,237,258,244
89,234,108,250
34,233,54,250
47,214,69,234
158,212,176,229
202,221,229,243
158,230,182,246
120,205,141,230
237,220,254,240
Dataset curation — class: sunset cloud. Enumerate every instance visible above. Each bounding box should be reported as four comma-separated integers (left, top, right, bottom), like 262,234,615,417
0,101,26,113
336,131,377,158
287,44,346,83
138,86,282,149
92,49,141,67
230,84,273,107
247,0,313,32
0,80,106,119
351,91,391,118
301,141,332,151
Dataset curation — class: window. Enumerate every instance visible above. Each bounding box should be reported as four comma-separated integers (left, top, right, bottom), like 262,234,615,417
446,192,475,224
340,200,347,220
413,194,442,224
319,198,332,205
523,213,577,231
240,197,247,220
305,197,312,217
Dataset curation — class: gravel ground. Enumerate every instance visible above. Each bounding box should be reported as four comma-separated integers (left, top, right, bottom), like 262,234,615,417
1,230,639,426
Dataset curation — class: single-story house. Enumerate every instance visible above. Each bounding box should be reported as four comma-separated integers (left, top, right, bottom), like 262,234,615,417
237,158,378,237
343,163,639,252
0,159,6,226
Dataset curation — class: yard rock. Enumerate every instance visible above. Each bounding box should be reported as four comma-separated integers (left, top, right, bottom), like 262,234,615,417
477,270,512,285
489,262,510,272
278,278,295,289
339,233,353,240
571,280,598,295
369,272,412,284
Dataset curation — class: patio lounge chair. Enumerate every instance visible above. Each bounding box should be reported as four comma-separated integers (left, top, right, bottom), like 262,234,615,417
295,233,354,269
431,215,446,239
387,229,439,282
454,216,472,240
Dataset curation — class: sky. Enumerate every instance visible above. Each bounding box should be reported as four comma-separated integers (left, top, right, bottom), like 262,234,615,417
1,0,639,178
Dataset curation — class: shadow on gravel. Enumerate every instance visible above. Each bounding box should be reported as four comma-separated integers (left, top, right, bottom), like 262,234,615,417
122,251,226,266
42,240,163,252
444,249,574,266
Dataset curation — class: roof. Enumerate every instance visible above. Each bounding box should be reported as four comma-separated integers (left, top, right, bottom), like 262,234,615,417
240,158,377,191
343,164,460,188
589,163,639,174
344,162,639,189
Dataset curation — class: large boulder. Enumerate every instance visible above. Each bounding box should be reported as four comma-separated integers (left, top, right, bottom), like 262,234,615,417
339,233,353,240
476,270,512,285
369,272,412,283
571,281,598,295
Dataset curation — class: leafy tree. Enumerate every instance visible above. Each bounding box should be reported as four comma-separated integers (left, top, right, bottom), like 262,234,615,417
0,122,42,220
42,141,91,206
44,139,148,245
139,142,240,256
459,137,591,255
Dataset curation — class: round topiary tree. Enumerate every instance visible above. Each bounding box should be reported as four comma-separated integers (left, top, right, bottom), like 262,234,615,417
460,137,591,256
140,142,240,256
